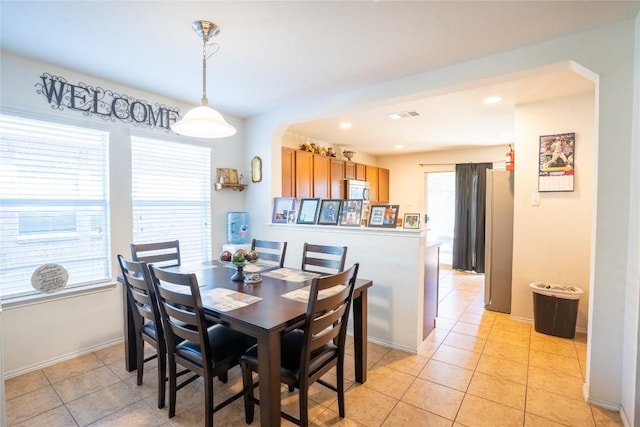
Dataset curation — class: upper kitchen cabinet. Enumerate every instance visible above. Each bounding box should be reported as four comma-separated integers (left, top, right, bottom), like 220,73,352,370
313,154,330,199
294,149,314,199
330,158,345,199
283,147,389,202
345,162,366,180
282,147,296,198
366,165,379,203
345,161,356,180
365,165,390,203
378,167,389,203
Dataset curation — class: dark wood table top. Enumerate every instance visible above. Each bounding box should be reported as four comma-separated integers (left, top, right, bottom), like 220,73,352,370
177,261,372,334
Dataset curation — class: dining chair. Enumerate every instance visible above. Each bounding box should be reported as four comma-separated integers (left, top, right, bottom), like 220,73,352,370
130,240,181,268
148,265,256,427
300,243,347,275
240,263,359,426
117,255,167,408
250,238,287,267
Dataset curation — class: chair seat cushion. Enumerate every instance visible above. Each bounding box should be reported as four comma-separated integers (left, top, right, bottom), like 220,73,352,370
241,329,338,382
176,324,255,367
141,322,158,340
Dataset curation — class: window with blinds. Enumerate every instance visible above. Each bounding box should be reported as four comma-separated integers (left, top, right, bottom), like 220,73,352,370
131,137,212,266
0,115,111,298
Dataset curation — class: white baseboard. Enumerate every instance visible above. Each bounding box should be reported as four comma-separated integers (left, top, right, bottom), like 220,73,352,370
3,337,123,380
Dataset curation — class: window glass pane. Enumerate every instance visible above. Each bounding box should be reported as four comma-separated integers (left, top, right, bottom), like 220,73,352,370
0,115,111,298
131,137,211,265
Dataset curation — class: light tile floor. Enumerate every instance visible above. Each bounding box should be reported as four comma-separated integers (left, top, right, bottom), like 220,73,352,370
5,267,624,426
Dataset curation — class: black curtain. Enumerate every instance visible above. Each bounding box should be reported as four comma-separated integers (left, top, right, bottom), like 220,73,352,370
452,162,492,273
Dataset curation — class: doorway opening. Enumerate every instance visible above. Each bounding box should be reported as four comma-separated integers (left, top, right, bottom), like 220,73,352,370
425,171,455,266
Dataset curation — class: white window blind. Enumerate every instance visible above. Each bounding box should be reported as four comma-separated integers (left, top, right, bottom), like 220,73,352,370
0,115,111,298
131,137,212,265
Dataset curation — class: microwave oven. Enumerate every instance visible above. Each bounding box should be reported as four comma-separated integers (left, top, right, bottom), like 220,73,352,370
344,179,370,201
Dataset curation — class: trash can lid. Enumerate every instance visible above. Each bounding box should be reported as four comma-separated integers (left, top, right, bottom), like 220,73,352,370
530,282,583,299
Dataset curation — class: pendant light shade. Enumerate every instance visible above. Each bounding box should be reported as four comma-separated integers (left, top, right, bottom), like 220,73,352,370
171,104,236,138
171,20,236,139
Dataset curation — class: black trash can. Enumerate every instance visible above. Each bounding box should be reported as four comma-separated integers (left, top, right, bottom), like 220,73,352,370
530,283,583,339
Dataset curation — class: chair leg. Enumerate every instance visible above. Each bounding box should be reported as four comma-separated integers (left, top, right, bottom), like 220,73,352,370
157,349,166,408
241,362,255,424
218,371,228,383
136,336,144,386
168,357,177,418
299,383,309,427
337,362,345,418
204,375,214,427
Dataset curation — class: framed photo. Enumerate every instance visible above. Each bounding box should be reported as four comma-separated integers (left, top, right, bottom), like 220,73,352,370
272,197,296,223
216,167,239,184
368,205,399,228
296,198,320,224
403,213,420,229
339,199,363,226
317,199,342,225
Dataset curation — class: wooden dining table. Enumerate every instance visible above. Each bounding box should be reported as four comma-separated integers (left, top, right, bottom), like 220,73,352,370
121,260,373,426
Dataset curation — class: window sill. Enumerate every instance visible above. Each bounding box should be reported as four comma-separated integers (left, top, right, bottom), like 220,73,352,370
1,281,118,310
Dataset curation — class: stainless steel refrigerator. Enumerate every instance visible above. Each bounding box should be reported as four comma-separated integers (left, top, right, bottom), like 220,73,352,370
484,170,514,313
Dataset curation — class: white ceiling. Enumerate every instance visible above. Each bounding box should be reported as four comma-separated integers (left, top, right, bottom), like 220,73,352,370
1,1,638,154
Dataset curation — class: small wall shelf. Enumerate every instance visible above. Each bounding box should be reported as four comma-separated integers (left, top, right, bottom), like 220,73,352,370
214,183,247,192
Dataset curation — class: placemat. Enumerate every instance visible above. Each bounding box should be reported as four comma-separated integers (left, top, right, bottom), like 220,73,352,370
281,284,346,303
203,288,262,312
262,268,320,282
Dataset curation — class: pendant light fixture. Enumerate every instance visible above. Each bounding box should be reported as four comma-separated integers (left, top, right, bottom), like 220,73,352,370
171,20,236,138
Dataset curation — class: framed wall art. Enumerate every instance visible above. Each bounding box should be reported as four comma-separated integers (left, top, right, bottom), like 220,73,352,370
538,132,575,192
338,199,363,226
403,213,420,229
368,204,399,228
296,198,320,224
272,197,296,223
317,199,342,225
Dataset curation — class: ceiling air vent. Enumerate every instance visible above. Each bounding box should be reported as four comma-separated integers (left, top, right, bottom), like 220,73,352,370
388,110,420,120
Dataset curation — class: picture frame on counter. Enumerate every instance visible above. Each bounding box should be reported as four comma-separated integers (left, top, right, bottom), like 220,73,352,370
296,198,321,224
317,199,342,225
272,197,296,223
339,199,363,226
368,204,399,228
403,213,420,229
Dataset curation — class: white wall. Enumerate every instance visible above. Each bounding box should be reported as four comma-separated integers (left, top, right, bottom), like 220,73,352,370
0,52,245,375
246,19,639,414
621,11,640,427
511,93,595,331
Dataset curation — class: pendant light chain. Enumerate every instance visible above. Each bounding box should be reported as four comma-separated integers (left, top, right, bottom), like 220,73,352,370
201,33,208,106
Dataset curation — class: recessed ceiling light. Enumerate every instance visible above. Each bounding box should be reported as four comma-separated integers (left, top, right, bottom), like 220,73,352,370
394,145,404,149
339,122,352,129
387,110,420,120
483,96,503,104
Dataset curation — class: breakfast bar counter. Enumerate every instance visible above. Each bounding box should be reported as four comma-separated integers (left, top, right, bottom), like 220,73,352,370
261,224,438,352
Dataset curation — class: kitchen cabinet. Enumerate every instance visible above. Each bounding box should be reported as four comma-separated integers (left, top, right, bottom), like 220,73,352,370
356,163,366,180
295,150,314,199
330,158,345,199
365,165,379,203
378,167,389,203
313,154,330,199
282,147,296,198
284,149,390,201
345,162,356,180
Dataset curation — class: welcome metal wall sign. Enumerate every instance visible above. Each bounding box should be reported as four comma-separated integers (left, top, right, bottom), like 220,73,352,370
35,73,181,131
